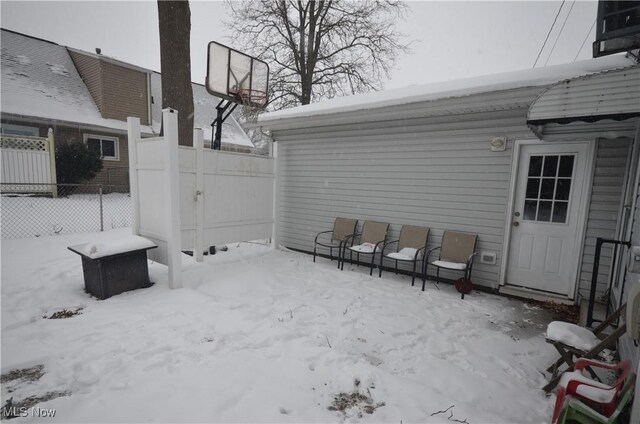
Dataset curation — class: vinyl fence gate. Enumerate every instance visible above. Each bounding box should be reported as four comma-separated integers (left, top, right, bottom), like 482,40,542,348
127,109,275,288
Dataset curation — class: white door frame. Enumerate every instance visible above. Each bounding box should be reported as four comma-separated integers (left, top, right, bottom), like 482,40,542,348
499,139,597,300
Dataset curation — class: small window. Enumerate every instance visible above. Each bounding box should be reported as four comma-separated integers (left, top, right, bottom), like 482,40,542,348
1,124,39,137
83,134,119,160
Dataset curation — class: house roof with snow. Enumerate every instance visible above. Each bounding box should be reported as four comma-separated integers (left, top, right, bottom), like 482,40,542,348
1,29,252,147
0,28,152,133
258,55,636,129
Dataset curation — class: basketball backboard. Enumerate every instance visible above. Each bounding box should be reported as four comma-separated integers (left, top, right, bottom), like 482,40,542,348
206,41,269,108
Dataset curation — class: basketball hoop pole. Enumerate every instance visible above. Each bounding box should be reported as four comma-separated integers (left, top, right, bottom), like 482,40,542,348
211,99,238,150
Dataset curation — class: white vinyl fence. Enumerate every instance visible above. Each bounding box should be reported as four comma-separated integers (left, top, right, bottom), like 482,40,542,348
0,130,57,195
127,109,275,288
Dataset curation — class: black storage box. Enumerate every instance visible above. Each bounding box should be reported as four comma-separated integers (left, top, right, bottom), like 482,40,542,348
68,239,157,300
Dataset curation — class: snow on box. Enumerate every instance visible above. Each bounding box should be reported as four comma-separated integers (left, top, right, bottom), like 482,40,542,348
258,55,634,123
68,236,156,259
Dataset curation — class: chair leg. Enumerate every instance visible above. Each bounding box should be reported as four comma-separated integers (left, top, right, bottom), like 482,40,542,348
411,260,417,286
395,260,398,275
421,261,427,291
313,245,317,263
379,254,384,278
369,253,375,276
330,247,333,262
461,269,468,299
356,253,360,267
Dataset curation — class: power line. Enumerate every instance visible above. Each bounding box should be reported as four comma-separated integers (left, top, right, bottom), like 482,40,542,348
544,0,576,66
533,0,566,68
574,19,596,61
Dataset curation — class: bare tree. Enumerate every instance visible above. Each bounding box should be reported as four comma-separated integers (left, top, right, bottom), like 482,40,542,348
158,0,194,146
225,0,409,110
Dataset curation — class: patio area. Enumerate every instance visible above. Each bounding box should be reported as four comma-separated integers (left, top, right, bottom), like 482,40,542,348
1,228,558,422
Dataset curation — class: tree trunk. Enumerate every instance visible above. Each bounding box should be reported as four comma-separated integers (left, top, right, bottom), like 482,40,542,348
157,0,194,146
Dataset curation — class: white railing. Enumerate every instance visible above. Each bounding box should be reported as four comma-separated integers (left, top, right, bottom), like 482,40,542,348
127,109,274,289
0,129,58,196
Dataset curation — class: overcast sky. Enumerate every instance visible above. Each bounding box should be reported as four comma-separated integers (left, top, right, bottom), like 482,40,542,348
1,1,599,90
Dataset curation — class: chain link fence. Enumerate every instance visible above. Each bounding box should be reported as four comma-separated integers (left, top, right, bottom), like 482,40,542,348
1,183,131,239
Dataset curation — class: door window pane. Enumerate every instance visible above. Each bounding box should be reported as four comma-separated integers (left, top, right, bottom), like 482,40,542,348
537,201,552,222
524,200,537,220
558,155,574,177
526,178,540,199
528,156,543,176
543,155,559,177
552,202,568,223
540,178,556,199
555,179,571,201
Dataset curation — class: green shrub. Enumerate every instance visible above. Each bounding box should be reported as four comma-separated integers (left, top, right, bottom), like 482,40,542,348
55,143,103,184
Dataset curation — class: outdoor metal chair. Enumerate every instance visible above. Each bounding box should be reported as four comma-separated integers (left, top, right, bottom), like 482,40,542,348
423,230,477,294
313,217,358,267
340,221,389,275
379,225,430,286
542,304,628,393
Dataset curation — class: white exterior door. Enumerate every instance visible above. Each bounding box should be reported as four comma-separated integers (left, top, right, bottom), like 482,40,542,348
505,142,590,297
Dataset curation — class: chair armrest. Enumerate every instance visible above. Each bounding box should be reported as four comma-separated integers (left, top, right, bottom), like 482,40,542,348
374,239,386,252
314,230,333,244
381,239,399,255
426,246,441,262
575,358,631,373
343,233,359,247
466,252,478,266
415,245,427,260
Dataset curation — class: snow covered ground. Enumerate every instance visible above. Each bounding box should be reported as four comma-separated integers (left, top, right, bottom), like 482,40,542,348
1,228,557,423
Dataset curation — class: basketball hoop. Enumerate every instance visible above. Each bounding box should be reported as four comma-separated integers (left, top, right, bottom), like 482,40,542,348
231,88,268,108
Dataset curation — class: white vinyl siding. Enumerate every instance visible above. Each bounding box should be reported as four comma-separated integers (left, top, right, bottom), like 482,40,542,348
274,107,535,289
577,138,632,302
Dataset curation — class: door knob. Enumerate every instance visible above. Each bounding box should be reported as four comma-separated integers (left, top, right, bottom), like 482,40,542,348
513,222,519,227
514,212,520,217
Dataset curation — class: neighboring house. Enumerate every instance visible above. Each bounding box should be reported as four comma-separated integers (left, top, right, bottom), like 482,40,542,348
258,55,639,312
0,28,253,188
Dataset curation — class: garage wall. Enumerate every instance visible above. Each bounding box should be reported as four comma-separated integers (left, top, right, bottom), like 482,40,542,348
273,105,536,289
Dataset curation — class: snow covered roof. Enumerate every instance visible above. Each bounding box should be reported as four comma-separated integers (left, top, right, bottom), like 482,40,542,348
0,29,153,133
258,55,635,125
150,72,253,147
1,29,252,147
